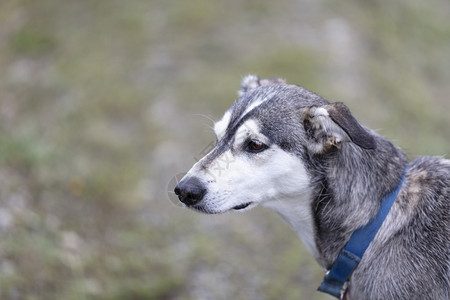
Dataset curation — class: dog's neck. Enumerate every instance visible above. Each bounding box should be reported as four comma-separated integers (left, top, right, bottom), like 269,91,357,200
266,137,407,269
263,187,320,261
312,138,408,268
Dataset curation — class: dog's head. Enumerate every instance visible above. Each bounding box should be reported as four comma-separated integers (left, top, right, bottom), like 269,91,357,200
175,75,375,214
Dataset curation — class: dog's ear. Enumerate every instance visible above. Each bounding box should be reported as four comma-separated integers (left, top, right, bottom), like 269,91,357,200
238,75,286,96
305,102,376,153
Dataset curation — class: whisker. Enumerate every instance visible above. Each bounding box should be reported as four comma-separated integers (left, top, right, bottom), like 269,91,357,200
193,114,216,125
193,114,216,132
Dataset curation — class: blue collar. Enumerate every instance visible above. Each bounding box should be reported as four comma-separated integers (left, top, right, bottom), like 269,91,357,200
317,171,406,298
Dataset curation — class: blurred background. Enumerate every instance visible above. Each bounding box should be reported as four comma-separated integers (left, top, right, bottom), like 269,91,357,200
0,0,449,299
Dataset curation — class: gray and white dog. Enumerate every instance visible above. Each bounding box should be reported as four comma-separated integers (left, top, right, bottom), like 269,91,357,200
175,75,450,299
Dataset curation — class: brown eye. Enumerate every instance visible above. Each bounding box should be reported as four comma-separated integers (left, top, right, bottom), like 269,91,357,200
246,140,268,153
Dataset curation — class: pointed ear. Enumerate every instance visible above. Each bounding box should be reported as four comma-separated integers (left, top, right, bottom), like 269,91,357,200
304,102,376,153
238,75,286,96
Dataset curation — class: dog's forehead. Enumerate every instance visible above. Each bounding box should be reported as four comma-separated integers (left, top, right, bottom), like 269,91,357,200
214,84,327,140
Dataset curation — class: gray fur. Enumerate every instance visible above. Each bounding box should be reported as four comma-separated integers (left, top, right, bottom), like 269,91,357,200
176,75,450,299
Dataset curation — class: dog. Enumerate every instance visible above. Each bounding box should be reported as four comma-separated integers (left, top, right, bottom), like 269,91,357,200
174,75,450,299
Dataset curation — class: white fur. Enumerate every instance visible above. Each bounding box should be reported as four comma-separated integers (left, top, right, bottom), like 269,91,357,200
214,110,232,140
188,119,318,258
214,87,275,141
263,193,318,260
240,98,265,119
314,107,329,117
233,119,268,147
234,90,277,127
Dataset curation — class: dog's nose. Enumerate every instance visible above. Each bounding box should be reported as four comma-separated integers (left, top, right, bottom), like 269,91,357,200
174,177,206,206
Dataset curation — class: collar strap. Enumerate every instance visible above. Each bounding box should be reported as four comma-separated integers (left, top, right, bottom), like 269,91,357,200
318,170,406,298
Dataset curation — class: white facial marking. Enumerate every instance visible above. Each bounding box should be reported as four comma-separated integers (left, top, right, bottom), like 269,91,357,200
186,95,319,259
184,120,318,257
233,119,265,148
237,90,277,124
241,99,265,118
214,110,231,140
214,90,277,142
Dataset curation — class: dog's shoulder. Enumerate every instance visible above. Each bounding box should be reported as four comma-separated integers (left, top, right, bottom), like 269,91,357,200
401,156,449,222
354,156,449,298
406,156,450,192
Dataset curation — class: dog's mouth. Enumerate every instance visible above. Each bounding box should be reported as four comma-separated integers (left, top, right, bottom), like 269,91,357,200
190,202,255,214
232,202,253,210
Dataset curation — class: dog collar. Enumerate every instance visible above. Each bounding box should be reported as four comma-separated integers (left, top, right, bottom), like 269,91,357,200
317,170,406,298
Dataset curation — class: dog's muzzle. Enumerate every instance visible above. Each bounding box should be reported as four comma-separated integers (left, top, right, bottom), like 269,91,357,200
174,177,206,206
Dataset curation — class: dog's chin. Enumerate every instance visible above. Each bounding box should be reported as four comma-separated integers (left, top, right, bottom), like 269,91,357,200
190,202,256,214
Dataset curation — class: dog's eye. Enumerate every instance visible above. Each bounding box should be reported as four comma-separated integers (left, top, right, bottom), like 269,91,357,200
246,140,268,153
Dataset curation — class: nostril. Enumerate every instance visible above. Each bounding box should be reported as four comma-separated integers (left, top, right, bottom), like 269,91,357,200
174,186,185,203
174,186,181,196
174,177,206,206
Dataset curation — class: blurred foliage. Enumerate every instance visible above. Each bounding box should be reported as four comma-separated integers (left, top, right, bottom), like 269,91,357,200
0,0,448,299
